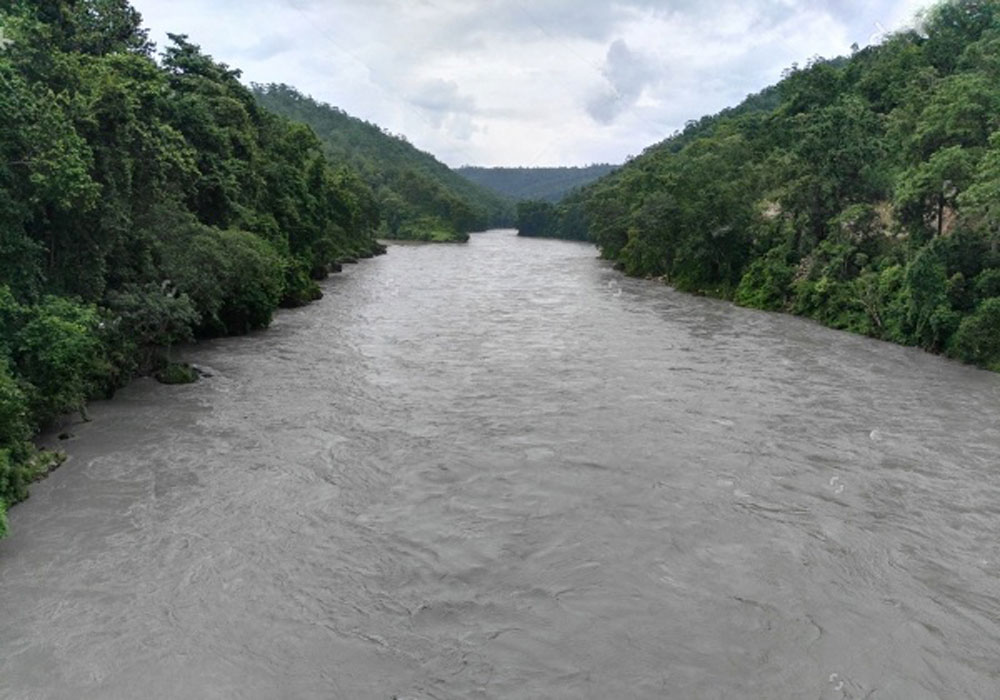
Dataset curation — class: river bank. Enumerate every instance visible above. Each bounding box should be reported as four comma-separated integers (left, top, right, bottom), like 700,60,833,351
0,246,393,541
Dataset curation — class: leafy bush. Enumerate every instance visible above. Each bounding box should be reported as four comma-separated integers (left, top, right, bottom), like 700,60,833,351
155,362,199,385
973,267,1000,302
105,282,199,370
161,224,286,335
105,283,199,348
735,246,795,310
792,275,865,330
281,257,323,308
0,448,18,521
949,297,1000,370
215,229,286,333
390,215,467,242
0,498,7,539
0,362,32,507
903,249,958,351
0,361,31,449
13,297,110,425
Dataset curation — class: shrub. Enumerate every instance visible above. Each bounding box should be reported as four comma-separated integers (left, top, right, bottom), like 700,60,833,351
973,267,1000,302
903,249,956,351
792,275,865,329
105,282,199,370
0,360,31,449
155,362,199,385
14,297,110,425
949,297,1000,370
735,246,795,310
0,447,29,514
281,257,323,308
0,498,7,539
161,225,286,335
215,229,286,333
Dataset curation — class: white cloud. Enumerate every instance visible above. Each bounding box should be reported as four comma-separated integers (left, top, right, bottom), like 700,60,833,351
129,0,934,167
587,39,657,125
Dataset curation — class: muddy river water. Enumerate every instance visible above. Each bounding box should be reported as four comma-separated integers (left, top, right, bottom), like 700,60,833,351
2,230,999,699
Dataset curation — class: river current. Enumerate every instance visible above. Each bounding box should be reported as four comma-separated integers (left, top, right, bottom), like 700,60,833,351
2,230,999,699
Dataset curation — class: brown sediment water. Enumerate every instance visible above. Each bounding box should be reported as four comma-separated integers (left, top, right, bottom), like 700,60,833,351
2,229,999,699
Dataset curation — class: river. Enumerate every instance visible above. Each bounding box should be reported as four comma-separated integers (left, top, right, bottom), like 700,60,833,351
2,229,999,699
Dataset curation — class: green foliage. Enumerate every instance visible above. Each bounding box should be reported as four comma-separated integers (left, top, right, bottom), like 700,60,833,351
895,146,977,239
958,130,1000,249
0,2,394,536
735,246,795,310
515,198,590,241
949,296,1000,369
253,84,513,236
105,283,198,349
104,282,198,372
213,229,286,333
0,447,24,521
0,354,57,517
155,362,198,385
0,357,34,515
281,257,323,308
792,274,864,330
458,164,617,203
516,200,559,237
390,216,470,243
0,359,32,446
13,295,110,424
550,0,1000,371
160,224,285,335
973,267,1000,300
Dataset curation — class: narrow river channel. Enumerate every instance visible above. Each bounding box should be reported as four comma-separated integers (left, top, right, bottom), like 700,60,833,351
2,230,999,699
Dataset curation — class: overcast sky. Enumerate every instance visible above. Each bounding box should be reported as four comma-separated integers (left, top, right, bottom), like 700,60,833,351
129,0,930,168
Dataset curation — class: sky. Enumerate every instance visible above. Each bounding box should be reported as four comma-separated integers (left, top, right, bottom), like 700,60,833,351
128,0,932,168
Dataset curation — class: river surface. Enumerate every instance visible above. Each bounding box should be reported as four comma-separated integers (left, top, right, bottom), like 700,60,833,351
2,230,1000,699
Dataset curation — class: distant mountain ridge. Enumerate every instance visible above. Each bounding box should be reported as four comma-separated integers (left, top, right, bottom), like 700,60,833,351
254,84,513,241
457,164,618,203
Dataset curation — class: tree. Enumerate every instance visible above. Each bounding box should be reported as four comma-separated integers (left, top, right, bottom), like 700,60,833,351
28,0,151,56
949,296,1000,368
516,200,558,237
895,146,977,239
958,130,1000,252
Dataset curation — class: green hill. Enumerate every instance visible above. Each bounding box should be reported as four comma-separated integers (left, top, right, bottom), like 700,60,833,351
253,84,513,241
456,164,617,203
530,0,1000,373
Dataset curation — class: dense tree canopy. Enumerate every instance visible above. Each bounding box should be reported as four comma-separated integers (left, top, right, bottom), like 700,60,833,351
254,84,513,242
531,0,1000,374
0,0,386,532
459,164,617,203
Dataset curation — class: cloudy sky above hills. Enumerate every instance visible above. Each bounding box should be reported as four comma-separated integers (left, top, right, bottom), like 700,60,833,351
130,0,930,167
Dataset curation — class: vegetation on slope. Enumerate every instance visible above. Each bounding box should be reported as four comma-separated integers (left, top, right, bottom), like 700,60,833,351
531,0,1000,372
254,84,514,242
458,164,617,204
0,0,386,535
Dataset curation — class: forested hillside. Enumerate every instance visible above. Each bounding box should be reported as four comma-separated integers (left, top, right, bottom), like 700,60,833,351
254,85,513,242
457,164,617,203
0,1,386,536
533,0,1000,373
